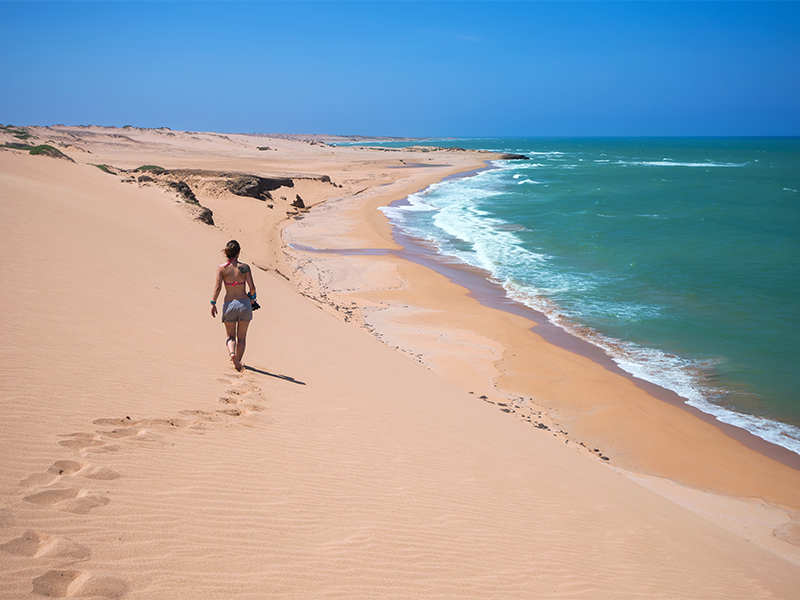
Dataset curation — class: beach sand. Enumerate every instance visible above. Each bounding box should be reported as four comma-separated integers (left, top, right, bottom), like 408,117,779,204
1,125,799,598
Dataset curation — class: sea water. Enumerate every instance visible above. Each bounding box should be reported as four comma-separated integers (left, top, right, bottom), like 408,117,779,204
365,138,800,456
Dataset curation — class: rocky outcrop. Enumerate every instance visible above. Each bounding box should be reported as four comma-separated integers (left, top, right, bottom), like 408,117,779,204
292,195,306,209
180,203,214,226
228,176,294,201
497,153,529,160
194,206,214,225
167,180,197,203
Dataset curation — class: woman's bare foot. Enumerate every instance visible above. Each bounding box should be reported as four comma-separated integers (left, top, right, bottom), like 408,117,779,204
230,352,244,372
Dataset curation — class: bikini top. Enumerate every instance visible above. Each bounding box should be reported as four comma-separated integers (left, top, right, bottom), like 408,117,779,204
223,260,247,286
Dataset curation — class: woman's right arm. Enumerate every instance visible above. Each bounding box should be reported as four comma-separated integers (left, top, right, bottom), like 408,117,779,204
210,267,223,317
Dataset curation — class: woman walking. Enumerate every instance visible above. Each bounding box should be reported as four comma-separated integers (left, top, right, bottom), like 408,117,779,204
210,240,257,371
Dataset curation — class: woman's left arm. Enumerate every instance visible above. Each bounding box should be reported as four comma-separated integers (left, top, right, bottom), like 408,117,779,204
246,269,256,300
239,263,257,302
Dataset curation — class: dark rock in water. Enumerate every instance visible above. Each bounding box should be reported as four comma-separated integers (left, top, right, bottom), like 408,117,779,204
292,195,306,209
497,153,529,160
229,176,294,201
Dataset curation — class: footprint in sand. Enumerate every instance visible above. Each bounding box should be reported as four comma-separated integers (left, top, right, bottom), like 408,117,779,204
92,417,141,428
1,529,90,560
142,417,193,429
219,395,244,405
216,407,247,417
178,409,224,423
94,426,163,444
32,569,127,599
81,465,122,481
21,461,121,488
58,433,119,454
20,460,86,488
23,488,110,515
94,416,192,434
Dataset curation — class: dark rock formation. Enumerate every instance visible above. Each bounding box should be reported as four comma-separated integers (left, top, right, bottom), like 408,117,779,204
194,206,214,225
228,176,293,201
137,175,154,183
180,203,214,226
497,153,529,160
167,180,197,203
292,195,306,209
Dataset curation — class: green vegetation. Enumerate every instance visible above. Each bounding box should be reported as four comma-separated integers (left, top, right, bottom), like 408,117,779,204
28,144,74,161
136,165,166,172
3,142,33,150
91,163,115,174
0,125,32,140
2,140,73,162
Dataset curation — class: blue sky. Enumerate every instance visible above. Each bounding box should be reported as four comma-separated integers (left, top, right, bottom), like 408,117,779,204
2,1,799,137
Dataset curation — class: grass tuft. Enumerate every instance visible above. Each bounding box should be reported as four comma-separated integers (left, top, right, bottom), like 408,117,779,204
0,124,33,140
3,142,74,162
3,142,33,150
91,163,115,174
28,144,74,161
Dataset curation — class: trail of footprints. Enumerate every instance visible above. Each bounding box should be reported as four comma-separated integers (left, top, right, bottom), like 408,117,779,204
473,392,612,462
1,373,266,598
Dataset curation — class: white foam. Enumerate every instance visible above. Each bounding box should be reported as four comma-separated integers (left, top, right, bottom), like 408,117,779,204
615,160,747,168
501,278,800,456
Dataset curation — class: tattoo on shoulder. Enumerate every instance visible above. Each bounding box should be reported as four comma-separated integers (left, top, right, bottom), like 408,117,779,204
238,264,250,274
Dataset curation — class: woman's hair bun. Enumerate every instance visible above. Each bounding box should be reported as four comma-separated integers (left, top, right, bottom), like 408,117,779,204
223,240,241,259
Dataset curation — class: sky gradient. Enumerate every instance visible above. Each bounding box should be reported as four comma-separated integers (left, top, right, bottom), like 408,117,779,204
2,1,799,137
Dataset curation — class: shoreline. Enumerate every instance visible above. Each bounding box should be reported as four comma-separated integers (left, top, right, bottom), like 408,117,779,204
376,158,800,471
293,195,800,473
285,160,800,469
387,213,800,472
282,156,800,538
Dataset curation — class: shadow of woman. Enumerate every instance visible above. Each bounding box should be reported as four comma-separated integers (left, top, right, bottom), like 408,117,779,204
244,365,306,385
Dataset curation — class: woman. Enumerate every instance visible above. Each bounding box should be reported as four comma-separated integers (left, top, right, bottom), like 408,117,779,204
210,240,257,371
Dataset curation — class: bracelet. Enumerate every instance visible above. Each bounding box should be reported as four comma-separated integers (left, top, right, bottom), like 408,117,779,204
210,300,216,305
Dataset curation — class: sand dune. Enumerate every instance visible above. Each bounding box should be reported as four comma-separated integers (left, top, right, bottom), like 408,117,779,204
1,126,799,598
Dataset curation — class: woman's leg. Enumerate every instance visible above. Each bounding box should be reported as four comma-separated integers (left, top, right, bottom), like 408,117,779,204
235,319,250,366
224,321,242,370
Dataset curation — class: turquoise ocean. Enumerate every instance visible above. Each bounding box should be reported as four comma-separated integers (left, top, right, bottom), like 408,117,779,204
345,138,800,456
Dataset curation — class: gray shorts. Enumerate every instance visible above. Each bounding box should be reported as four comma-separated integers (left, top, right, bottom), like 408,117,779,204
221,298,253,323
